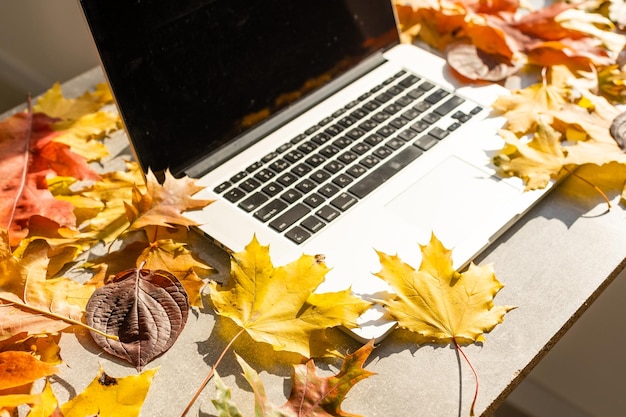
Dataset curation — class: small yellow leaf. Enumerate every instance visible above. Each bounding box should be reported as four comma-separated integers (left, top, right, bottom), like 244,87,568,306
60,366,158,417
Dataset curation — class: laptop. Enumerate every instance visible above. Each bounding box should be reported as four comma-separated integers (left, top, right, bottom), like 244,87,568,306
78,0,553,342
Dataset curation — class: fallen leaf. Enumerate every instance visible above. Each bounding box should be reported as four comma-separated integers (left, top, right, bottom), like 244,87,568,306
494,115,566,190
214,340,376,417
125,170,213,231
0,351,57,391
280,340,376,417
33,82,113,121
374,233,514,344
26,379,58,417
209,236,372,358
85,266,189,370
609,111,626,150
60,365,158,417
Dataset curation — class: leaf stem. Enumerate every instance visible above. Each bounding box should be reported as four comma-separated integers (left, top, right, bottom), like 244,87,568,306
180,327,245,417
453,337,479,417
563,166,612,210
0,295,119,341
6,97,33,232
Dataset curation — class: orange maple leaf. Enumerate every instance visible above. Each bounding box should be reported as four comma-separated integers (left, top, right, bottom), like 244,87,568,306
125,170,213,231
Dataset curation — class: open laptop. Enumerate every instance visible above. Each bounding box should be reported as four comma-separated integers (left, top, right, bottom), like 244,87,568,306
79,0,553,342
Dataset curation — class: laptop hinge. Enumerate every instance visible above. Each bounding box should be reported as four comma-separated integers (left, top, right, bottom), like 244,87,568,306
184,51,389,178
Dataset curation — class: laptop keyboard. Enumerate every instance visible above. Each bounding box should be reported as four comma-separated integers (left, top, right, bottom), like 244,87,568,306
213,70,484,244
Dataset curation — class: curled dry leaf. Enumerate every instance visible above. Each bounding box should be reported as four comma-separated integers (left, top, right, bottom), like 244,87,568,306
86,267,189,370
610,111,626,150
446,43,519,82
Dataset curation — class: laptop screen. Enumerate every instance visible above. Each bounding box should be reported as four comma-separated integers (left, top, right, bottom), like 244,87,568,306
80,0,399,177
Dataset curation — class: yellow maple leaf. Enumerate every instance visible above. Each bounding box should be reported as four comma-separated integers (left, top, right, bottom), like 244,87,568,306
494,114,566,190
374,233,514,345
492,66,572,136
52,111,118,161
50,162,145,244
33,82,113,121
208,236,372,357
0,239,96,341
60,366,157,417
126,170,213,231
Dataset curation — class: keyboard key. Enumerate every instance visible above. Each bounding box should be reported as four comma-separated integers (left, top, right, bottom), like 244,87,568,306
373,146,393,159
254,169,275,182
301,216,326,233
377,125,396,137
277,172,298,186
303,193,324,208
346,127,366,140
350,108,369,119
292,163,312,176
311,132,331,145
269,204,310,232
319,183,340,198
414,135,438,151
298,141,317,154
262,152,278,163
305,154,326,167
422,113,441,125
310,170,331,183
434,96,465,116
386,137,405,150
332,174,353,187
295,179,316,194
399,75,420,88
470,106,483,115
413,101,431,113
338,116,357,128
419,81,435,91
281,189,303,203
224,187,246,202
262,182,283,196
254,199,288,222
448,121,462,131
276,142,292,153
319,145,339,158
316,205,340,222
246,161,262,173
291,133,307,144
429,126,449,140
230,171,247,182
349,147,422,199
214,181,231,193
284,150,304,163
359,120,378,132
240,178,261,192
239,192,268,212
425,88,449,104
331,192,358,211
363,101,380,111
285,226,311,244
324,124,344,137
360,155,380,169
389,117,408,129
270,159,290,173
333,137,353,149
398,129,418,141
364,133,385,146
346,164,367,178
352,143,371,155
372,112,390,123
324,160,345,174
338,151,358,164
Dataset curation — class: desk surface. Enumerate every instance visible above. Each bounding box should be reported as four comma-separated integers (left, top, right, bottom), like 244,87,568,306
7,66,626,417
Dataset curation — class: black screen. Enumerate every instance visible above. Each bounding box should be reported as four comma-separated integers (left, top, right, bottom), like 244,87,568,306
80,0,399,177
